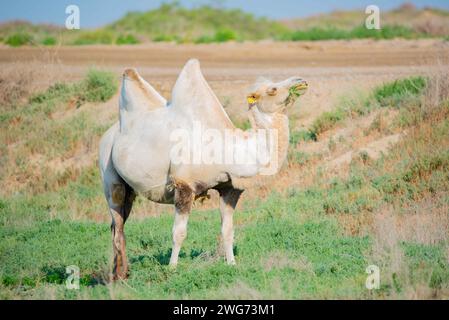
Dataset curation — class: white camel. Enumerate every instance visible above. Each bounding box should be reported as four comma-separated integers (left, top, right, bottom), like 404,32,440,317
99,59,308,279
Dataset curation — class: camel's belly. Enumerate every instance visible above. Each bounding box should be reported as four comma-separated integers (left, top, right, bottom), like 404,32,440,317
112,138,171,196
142,184,175,204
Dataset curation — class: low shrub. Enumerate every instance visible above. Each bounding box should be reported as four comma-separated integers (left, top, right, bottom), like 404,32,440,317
41,36,57,46
116,34,139,45
5,33,33,47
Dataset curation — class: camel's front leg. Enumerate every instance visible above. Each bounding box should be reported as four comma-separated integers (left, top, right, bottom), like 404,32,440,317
169,181,193,267
218,187,243,265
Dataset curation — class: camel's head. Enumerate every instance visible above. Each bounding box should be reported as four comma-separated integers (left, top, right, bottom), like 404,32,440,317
246,76,308,113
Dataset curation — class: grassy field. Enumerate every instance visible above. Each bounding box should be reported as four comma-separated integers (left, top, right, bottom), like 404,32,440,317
1,57,448,299
1,3,448,46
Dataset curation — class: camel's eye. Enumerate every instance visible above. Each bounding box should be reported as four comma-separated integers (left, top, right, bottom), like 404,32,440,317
267,87,277,96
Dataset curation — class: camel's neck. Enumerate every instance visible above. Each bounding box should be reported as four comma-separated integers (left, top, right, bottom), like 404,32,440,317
248,106,290,174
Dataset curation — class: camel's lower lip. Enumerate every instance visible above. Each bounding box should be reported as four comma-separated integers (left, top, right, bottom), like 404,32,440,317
294,83,308,90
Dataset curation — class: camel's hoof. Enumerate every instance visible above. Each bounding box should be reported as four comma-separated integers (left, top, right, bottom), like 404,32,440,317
226,260,236,266
168,263,178,271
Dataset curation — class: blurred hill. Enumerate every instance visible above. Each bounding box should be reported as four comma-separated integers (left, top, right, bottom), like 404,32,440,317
282,3,449,37
0,2,448,46
107,3,288,43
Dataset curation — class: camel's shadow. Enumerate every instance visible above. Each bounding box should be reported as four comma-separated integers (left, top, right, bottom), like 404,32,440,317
129,247,224,266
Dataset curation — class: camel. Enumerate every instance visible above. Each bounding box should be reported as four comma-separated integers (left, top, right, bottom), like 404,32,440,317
99,59,308,279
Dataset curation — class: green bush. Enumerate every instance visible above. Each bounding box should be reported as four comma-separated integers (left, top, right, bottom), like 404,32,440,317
29,83,71,104
214,29,237,42
116,34,139,45
310,108,346,136
195,29,238,44
28,69,117,107
81,69,117,102
41,36,57,46
5,33,33,47
374,76,427,107
290,129,317,145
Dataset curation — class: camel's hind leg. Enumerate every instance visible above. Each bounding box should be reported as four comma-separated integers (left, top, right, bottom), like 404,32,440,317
109,183,135,280
218,187,243,265
169,180,194,267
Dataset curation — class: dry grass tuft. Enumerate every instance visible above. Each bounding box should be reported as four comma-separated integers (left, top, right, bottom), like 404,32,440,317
0,63,37,106
0,59,64,107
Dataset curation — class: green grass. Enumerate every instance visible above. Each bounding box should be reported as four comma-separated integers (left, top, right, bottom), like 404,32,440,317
288,150,311,165
82,69,118,102
0,200,371,299
72,30,115,45
290,129,317,145
285,25,422,41
373,76,427,107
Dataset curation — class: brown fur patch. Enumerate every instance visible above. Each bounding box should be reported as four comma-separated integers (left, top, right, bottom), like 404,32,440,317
123,68,140,81
219,187,244,209
111,184,126,205
174,179,194,213
194,181,209,195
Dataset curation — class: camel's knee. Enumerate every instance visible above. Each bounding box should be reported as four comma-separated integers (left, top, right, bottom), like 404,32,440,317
173,179,193,214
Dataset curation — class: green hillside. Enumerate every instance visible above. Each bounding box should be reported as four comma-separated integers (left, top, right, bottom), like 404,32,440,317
282,3,449,37
108,3,288,43
0,2,448,46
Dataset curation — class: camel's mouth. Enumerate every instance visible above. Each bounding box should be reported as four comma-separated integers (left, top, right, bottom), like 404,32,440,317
284,81,308,106
292,81,308,93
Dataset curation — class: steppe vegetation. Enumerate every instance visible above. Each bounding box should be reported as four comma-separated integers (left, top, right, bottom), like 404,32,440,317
1,58,447,298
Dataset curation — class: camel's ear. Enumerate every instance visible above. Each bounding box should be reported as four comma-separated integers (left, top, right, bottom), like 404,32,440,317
120,68,166,111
